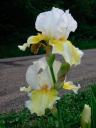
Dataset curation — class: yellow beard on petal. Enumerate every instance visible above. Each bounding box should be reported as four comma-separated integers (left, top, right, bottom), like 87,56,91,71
49,39,65,52
48,35,67,53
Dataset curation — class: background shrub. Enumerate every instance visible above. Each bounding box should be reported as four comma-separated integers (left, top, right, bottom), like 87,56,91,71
0,0,96,58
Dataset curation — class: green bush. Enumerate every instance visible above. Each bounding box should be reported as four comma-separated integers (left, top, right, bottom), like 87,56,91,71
0,0,96,44
0,0,96,58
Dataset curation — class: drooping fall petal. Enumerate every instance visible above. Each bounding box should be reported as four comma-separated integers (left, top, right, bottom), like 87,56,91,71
18,43,29,51
52,40,83,66
27,34,48,45
25,89,59,116
63,41,84,65
63,81,80,94
18,34,48,51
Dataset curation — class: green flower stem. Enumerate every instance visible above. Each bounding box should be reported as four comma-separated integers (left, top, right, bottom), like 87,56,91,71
47,54,56,87
49,65,56,85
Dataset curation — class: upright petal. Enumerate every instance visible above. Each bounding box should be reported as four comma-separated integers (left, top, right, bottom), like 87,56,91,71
35,7,77,39
33,57,47,70
65,10,77,32
26,57,53,89
37,66,53,89
35,10,53,37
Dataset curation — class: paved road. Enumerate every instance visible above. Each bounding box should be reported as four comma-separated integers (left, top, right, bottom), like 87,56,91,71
0,49,96,113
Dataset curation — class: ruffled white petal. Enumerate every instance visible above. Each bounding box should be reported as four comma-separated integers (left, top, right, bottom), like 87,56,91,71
33,57,47,71
26,57,54,89
65,10,77,32
37,66,53,89
35,7,77,39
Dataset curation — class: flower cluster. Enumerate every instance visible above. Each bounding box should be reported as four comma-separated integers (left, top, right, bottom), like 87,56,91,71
19,7,83,116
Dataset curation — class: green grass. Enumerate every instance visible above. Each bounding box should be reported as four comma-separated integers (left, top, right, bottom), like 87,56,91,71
0,40,96,58
0,85,95,128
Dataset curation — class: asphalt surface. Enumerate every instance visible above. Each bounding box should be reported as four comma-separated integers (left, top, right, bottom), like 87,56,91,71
0,49,96,113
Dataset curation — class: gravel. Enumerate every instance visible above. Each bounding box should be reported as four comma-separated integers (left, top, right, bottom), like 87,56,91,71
0,49,96,113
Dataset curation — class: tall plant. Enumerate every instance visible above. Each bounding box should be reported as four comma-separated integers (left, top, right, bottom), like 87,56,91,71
18,7,84,126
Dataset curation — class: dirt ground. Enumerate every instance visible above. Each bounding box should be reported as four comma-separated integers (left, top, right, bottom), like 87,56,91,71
0,49,96,113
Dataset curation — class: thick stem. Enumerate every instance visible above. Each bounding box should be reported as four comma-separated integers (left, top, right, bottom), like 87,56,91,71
49,65,56,85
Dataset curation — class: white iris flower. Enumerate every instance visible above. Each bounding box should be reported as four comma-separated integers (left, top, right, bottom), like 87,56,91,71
20,57,61,116
18,7,83,66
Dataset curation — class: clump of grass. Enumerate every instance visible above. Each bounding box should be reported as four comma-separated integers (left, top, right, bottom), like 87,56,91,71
0,85,94,128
